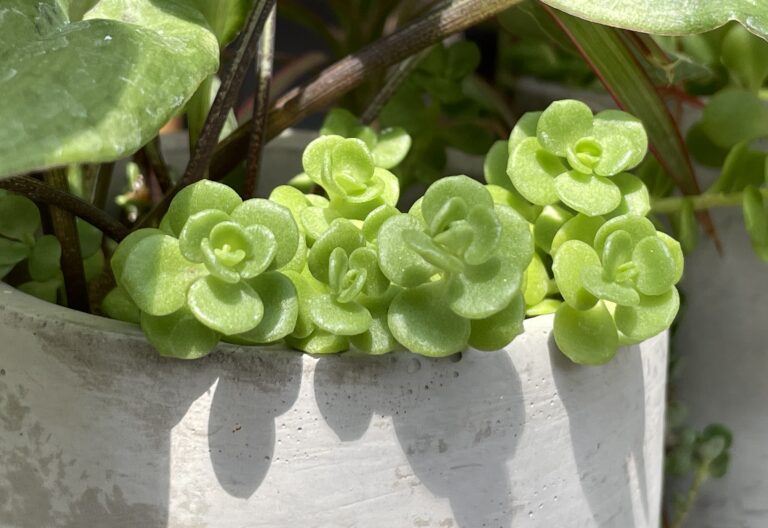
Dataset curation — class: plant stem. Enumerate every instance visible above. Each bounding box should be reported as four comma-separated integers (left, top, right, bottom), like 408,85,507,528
243,5,276,199
208,0,524,182
651,188,768,214
670,463,709,528
44,169,90,313
360,46,431,124
0,176,129,242
135,0,276,228
92,162,114,210
143,137,173,193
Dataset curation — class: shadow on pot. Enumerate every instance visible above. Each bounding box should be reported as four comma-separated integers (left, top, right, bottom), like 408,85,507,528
313,351,524,528
549,336,649,528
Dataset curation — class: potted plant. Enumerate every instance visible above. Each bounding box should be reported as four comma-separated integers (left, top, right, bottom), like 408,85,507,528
0,1,764,527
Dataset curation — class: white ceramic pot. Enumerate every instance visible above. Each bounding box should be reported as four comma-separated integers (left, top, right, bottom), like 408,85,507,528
0,282,667,528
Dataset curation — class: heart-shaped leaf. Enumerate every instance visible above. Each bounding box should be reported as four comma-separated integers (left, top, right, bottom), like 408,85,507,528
0,0,219,179
187,276,264,335
554,301,619,365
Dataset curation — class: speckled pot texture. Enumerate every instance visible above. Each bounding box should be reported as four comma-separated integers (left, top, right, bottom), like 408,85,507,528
0,283,668,528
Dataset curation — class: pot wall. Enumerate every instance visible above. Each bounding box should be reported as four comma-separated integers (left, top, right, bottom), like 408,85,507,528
0,284,668,528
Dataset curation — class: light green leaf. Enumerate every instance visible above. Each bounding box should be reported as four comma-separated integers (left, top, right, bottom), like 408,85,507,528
230,198,300,270
179,209,231,263
308,294,372,336
388,282,470,357
540,0,768,42
17,279,62,304
507,137,563,206
373,127,412,169
237,272,298,344
363,204,399,244
187,276,264,335
552,240,600,310
469,295,525,351
536,99,593,157
110,228,164,281
508,111,542,155
120,233,207,316
285,328,349,355
0,238,30,268
524,253,549,307
743,186,768,261
615,287,680,342
554,301,619,365
721,22,768,92
448,257,523,319
580,265,640,306
551,214,605,254
484,140,513,190
189,0,254,46
591,110,648,176
0,0,219,179
349,293,399,355
101,286,140,324
594,215,657,255
165,180,242,236
141,309,220,360
534,205,573,253
421,176,493,230
633,236,678,295
555,171,621,216
612,173,651,217
76,218,102,258
377,214,438,288
308,219,365,284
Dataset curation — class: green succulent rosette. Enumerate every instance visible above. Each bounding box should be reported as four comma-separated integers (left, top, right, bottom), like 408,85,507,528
376,175,533,357
551,214,683,364
506,99,648,217
283,218,398,356
107,180,303,359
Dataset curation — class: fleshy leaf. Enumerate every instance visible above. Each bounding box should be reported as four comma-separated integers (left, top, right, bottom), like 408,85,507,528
101,286,140,324
591,110,648,176
421,176,493,229
286,328,349,355
594,215,657,254
165,180,242,236
349,294,399,355
230,198,300,270
701,90,768,148
554,301,619,365
580,265,640,306
187,276,264,335
120,233,206,316
508,111,542,155
484,140,513,191
0,238,30,268
448,256,522,319
17,279,61,304
633,236,678,295
110,228,164,281
237,272,299,343
554,171,621,217
507,137,563,206
552,240,600,310
0,0,219,179
373,127,412,169
377,214,438,287
534,205,573,254
308,219,365,284
141,309,220,360
536,99,593,157
743,186,768,261
612,173,651,217
469,295,525,351
363,204,399,244
178,209,230,263
524,253,549,307
615,288,680,342
308,294,372,336
551,214,605,254
28,235,62,282
388,282,470,357
76,218,102,258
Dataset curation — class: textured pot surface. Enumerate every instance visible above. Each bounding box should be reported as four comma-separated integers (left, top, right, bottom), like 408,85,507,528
0,284,667,528
674,207,768,528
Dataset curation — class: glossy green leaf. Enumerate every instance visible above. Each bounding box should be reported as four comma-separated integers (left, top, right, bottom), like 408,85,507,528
580,265,640,306
282,270,320,339
110,228,164,281
362,204,399,244
448,256,522,319
526,299,561,317
594,215,657,255
190,0,254,46
17,279,61,304
141,309,220,360
485,184,542,224
373,127,412,169
591,110,647,176
308,219,365,284
230,198,300,270
469,295,525,351
508,111,542,155
657,232,685,284
552,240,600,310
612,173,651,217
349,294,399,355
120,233,206,316
495,204,535,271
554,301,618,365
389,282,470,357
534,205,573,253
615,287,680,342
0,0,219,179
554,171,621,216
285,328,349,355
524,253,549,307
187,276,263,335
541,0,768,41
178,209,230,263
484,140,513,191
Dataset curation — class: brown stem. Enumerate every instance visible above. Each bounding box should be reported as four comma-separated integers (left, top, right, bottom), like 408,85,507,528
137,0,522,229
210,0,523,182
92,162,114,210
44,169,90,313
180,0,276,188
0,176,129,242
360,46,431,124
244,5,276,199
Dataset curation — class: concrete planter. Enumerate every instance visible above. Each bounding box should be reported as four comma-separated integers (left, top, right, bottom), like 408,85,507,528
0,282,668,527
